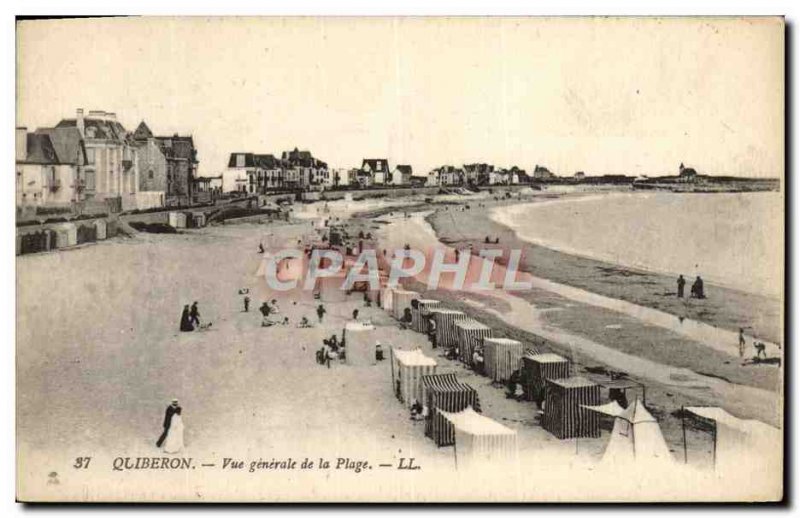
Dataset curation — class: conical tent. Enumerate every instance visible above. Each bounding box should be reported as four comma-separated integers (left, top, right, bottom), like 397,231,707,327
438,407,517,470
595,399,673,467
391,348,437,405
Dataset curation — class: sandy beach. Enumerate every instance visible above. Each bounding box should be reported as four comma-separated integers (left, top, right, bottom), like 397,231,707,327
16,191,782,502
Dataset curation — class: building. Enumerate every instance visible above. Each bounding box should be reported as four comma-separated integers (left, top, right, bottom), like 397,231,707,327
429,165,462,186
55,109,138,211
131,121,168,209
573,171,586,182
331,168,356,188
392,164,413,186
678,163,698,183
463,163,494,186
532,165,556,181
362,159,390,186
16,126,87,211
193,175,222,203
225,153,258,194
282,148,328,190
155,134,198,206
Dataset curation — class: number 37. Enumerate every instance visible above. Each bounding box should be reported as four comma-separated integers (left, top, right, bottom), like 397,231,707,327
73,457,91,469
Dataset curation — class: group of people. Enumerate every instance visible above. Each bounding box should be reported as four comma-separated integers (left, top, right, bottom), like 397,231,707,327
676,274,705,299
179,302,204,332
317,334,343,368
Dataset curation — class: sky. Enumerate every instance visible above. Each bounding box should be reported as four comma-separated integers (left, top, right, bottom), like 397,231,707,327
17,16,784,178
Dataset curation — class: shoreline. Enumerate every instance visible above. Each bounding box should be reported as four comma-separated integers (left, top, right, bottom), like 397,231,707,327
425,193,782,346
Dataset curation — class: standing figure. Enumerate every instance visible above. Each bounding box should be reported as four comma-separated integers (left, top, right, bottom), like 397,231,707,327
375,342,384,361
738,328,746,358
352,309,359,321
317,304,327,323
189,302,200,327
677,275,686,298
156,399,181,447
163,408,185,454
243,296,250,313
179,305,194,332
691,276,705,299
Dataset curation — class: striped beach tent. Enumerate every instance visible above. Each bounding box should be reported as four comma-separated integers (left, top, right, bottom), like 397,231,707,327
455,318,493,366
422,373,482,447
542,377,601,439
521,353,570,403
411,299,441,333
392,289,419,321
391,348,437,405
343,321,377,366
430,308,466,348
439,407,518,471
483,338,525,383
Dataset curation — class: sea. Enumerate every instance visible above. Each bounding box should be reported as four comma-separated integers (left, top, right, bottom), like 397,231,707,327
491,191,783,298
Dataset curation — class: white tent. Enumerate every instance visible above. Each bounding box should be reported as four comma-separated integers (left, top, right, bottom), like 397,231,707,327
392,289,419,321
380,285,394,311
685,407,782,477
391,348,437,405
343,321,377,366
438,407,517,471
584,399,674,468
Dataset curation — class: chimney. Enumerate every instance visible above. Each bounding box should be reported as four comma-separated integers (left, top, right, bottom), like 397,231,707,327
76,109,85,137
15,127,27,162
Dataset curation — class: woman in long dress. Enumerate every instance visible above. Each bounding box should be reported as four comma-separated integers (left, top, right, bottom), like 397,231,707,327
179,305,193,332
163,408,185,454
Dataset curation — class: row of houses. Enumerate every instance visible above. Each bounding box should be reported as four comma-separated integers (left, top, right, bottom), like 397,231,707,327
16,109,200,216
224,153,415,194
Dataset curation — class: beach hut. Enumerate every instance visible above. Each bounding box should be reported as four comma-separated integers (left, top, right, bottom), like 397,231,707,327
192,212,207,228
380,285,394,312
542,377,601,439
430,309,466,348
54,223,78,248
438,407,518,471
483,338,525,383
411,299,441,333
684,406,781,476
392,289,419,321
318,273,348,303
343,321,377,366
422,373,482,447
168,211,187,229
521,352,570,403
455,318,493,366
391,348,437,406
582,399,673,468
93,219,107,240
76,223,97,244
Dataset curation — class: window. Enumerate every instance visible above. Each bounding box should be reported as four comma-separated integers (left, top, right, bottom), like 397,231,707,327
148,169,154,180
86,148,95,164
236,154,245,167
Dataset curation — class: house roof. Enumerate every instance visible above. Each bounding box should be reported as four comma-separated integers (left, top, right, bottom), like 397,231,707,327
254,154,281,169
283,147,323,168
132,121,154,141
228,153,256,168
362,158,390,172
396,164,413,175
156,135,196,162
34,127,87,166
56,118,128,143
20,133,59,164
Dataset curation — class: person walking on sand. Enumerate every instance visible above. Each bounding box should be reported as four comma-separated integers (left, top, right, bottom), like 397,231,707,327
179,305,194,332
156,399,181,447
162,407,185,454
352,309,359,321
738,328,747,358
677,275,686,298
317,304,327,323
243,295,250,313
189,302,200,327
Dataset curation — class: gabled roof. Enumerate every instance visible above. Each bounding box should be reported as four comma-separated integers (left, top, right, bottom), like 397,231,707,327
132,121,154,141
34,127,87,166
156,135,196,161
255,154,281,169
362,158,390,172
